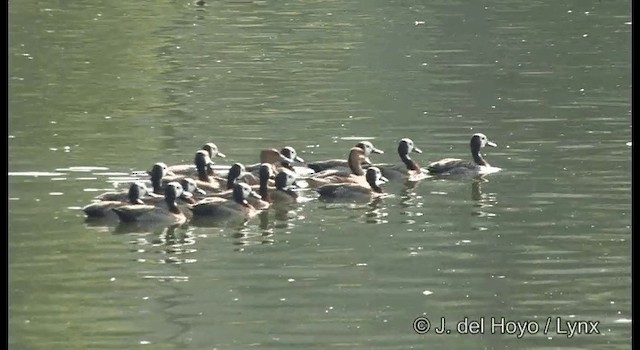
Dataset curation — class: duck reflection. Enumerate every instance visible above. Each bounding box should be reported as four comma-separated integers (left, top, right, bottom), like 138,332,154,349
364,197,389,224
471,179,498,218
123,224,199,265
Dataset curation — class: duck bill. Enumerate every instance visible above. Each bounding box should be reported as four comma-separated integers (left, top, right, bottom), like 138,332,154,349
180,191,194,199
216,152,227,158
371,146,384,154
294,155,304,162
195,188,207,195
486,141,497,147
279,154,296,164
250,191,262,199
413,147,423,154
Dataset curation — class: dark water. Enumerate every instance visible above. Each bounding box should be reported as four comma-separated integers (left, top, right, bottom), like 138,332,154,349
9,0,631,349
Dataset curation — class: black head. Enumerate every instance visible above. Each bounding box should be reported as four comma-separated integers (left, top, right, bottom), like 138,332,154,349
398,138,422,156
194,149,213,170
365,167,388,192
127,182,148,204
226,163,246,189
164,181,184,203
150,162,169,181
275,170,297,191
232,182,260,205
470,133,497,153
259,163,275,182
280,146,304,163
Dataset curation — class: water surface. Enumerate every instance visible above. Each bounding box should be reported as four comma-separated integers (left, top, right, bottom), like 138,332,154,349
9,0,631,349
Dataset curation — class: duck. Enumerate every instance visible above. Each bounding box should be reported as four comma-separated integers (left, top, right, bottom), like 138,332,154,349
202,163,273,209
140,162,175,195
306,141,384,173
179,177,207,199
304,147,373,188
317,166,389,202
260,169,300,204
189,182,262,221
165,150,224,193
83,182,148,218
371,138,424,180
167,143,227,177
427,133,498,176
246,146,312,177
112,182,189,225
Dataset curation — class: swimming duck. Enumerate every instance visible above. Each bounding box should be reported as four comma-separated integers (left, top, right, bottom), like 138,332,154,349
140,178,203,205
372,138,424,180
427,133,498,176
112,182,189,225
246,146,312,177
307,141,384,173
83,182,148,218
317,167,389,202
238,162,277,187
203,163,273,209
138,162,174,195
166,150,224,193
179,178,207,199
189,182,262,221
305,147,373,188
167,143,227,177
260,169,300,204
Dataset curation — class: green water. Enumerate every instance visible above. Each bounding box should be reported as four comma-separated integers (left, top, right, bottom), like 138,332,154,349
9,0,631,349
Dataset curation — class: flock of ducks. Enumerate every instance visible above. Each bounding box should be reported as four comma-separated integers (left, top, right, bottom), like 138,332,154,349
82,133,500,226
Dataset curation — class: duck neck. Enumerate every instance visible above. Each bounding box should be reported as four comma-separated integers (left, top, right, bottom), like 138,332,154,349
151,177,163,195
370,184,384,194
197,166,209,182
226,172,236,190
166,197,180,214
399,153,420,171
281,188,298,198
128,186,142,204
472,151,489,166
259,179,271,202
349,156,365,176
281,161,294,171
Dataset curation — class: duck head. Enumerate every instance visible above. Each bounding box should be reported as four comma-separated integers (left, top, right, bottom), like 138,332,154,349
398,138,422,171
356,141,384,156
365,167,388,193
275,170,298,191
232,182,261,206
226,163,246,189
470,133,497,166
194,150,214,179
127,182,149,204
202,142,226,159
180,177,207,196
149,162,171,193
398,138,422,155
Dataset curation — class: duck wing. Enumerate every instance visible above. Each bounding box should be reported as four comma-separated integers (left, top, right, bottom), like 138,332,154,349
317,183,370,198
427,158,476,173
95,190,127,201
307,159,348,173
83,201,124,218
112,204,157,223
